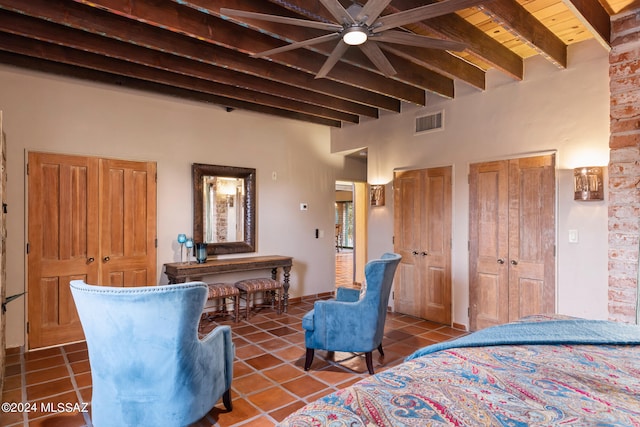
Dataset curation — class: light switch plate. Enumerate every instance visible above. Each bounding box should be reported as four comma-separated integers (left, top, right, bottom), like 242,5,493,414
568,229,579,243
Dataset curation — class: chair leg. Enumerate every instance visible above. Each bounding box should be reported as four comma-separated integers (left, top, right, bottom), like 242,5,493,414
222,389,232,411
378,343,384,357
304,348,314,371
365,351,375,375
234,295,240,323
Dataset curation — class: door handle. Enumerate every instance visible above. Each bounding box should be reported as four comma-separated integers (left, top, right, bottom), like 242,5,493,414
497,258,505,264
412,251,419,255
510,259,518,265
87,257,95,264
103,256,110,262
421,251,428,256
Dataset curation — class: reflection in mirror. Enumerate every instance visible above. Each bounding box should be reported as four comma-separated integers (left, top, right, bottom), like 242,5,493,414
203,176,245,243
193,164,256,255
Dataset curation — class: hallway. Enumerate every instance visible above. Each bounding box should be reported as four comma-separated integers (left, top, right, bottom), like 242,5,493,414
335,250,354,288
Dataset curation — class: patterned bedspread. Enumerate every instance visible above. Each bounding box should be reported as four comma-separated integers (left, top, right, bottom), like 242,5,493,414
280,317,640,426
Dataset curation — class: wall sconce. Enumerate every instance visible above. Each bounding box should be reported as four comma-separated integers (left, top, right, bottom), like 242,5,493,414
574,166,604,201
370,184,385,207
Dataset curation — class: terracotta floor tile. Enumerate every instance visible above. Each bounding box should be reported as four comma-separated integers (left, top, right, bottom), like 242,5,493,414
312,366,358,386
261,364,304,383
256,337,288,352
253,320,281,330
244,353,284,370
24,348,61,361
235,343,265,359
269,400,307,422
272,345,305,363
232,372,274,395
247,386,296,412
3,363,21,377
234,415,275,427
282,376,327,397
266,326,297,337
74,372,92,389
243,331,275,343
2,374,22,391
26,365,70,386
210,396,260,427
233,360,254,378
66,350,89,364
26,377,74,401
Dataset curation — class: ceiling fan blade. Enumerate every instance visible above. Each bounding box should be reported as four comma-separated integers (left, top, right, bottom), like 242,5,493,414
359,41,397,77
220,8,342,32
252,33,341,58
375,30,467,51
319,0,355,25
356,0,392,26
373,0,486,33
316,40,350,79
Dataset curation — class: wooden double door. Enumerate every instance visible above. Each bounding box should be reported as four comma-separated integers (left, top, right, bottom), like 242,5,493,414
469,154,556,331
393,166,452,325
27,152,157,349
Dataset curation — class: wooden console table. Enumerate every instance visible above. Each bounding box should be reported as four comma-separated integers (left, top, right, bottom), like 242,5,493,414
164,255,293,311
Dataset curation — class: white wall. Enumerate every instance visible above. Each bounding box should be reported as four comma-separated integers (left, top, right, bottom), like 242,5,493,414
1,65,366,348
331,39,611,329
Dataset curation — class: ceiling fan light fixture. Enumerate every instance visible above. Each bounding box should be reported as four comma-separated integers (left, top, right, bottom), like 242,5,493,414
342,26,368,45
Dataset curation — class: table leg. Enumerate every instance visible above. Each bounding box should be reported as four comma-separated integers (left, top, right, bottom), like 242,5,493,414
282,266,291,312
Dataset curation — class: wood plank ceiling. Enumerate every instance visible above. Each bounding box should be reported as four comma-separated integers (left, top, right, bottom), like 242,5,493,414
0,0,630,127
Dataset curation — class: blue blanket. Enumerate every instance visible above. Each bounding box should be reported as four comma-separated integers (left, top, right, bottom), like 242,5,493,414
406,318,640,361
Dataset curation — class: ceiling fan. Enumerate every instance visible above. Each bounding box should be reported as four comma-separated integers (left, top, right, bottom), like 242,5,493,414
220,0,483,78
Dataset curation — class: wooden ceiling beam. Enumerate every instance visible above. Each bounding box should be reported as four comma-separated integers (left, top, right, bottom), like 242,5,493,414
68,0,427,105
563,0,611,49
0,32,358,124
0,10,369,120
0,0,397,113
178,0,463,95
389,0,524,80
0,51,341,127
482,0,568,68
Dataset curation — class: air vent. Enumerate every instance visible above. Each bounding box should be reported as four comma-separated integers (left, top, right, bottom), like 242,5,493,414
415,111,444,134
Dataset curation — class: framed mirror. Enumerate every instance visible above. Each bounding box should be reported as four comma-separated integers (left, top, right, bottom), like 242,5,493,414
193,163,256,255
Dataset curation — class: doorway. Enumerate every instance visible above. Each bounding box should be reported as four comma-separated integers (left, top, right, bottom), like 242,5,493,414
335,181,367,288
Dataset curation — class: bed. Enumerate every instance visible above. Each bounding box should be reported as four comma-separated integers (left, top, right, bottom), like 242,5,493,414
280,315,640,426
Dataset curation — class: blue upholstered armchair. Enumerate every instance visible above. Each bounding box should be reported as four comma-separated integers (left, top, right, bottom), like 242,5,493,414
302,253,401,374
70,280,234,427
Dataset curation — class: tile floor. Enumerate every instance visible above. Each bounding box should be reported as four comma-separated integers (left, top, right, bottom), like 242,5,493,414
2,254,467,426
1,303,467,427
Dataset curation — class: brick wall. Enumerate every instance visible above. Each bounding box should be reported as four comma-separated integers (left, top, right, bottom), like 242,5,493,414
609,8,640,323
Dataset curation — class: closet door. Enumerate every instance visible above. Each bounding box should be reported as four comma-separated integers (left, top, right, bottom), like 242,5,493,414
394,166,452,324
28,153,99,348
28,152,157,349
469,154,555,331
100,159,156,287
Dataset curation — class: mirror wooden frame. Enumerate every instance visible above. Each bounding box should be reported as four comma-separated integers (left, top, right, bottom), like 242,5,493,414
192,163,256,255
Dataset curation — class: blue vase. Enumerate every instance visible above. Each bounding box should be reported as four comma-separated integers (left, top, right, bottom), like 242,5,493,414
195,243,208,264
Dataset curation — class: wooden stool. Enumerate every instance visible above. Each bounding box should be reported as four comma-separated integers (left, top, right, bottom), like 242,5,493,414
203,283,240,323
234,278,282,319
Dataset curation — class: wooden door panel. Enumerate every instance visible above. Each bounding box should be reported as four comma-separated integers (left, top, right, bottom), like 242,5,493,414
509,155,555,317
100,159,157,287
394,167,451,324
476,272,502,324
514,278,545,320
393,170,422,317
395,264,420,317
29,153,157,348
470,154,555,331
28,153,99,348
469,161,509,330
422,167,451,324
